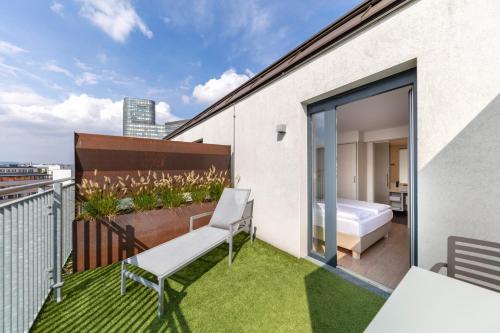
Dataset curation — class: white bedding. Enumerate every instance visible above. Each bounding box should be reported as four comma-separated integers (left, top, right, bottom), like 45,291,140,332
337,198,391,215
313,199,393,237
337,205,372,221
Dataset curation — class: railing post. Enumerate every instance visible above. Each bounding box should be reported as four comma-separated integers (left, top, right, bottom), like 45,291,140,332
52,183,63,302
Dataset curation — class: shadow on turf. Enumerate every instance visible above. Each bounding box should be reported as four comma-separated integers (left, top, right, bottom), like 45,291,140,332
304,263,387,333
33,233,250,333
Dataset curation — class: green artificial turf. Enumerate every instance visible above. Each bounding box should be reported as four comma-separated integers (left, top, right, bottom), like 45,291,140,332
32,234,384,332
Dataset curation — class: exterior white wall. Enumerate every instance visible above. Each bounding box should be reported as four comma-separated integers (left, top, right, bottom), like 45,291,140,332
173,0,500,268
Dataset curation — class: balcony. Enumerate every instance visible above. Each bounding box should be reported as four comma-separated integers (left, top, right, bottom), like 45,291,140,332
1,133,386,333
32,234,384,332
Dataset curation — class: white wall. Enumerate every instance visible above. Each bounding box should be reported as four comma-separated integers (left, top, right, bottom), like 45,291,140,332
338,126,408,144
173,0,500,268
361,126,408,143
366,142,375,202
339,125,409,201
357,142,367,201
338,131,359,144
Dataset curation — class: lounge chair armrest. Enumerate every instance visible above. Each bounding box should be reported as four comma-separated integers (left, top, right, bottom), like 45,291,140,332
229,216,252,226
430,262,447,273
189,211,213,231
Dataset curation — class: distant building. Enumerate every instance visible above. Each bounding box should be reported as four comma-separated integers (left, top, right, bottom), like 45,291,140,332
33,163,73,176
0,163,73,202
123,97,187,139
0,165,50,202
164,120,188,137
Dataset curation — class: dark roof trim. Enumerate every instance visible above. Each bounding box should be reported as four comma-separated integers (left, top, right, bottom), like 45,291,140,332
166,0,407,139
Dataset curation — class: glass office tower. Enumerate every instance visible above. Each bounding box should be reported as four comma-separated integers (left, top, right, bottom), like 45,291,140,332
123,97,168,139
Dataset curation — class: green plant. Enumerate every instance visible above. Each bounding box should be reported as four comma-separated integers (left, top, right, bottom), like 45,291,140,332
190,186,209,203
204,166,229,201
77,166,231,218
155,174,185,208
129,171,158,212
77,171,125,220
184,170,209,203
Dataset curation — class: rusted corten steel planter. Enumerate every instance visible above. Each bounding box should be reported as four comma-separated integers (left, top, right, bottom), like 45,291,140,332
74,132,231,192
72,202,217,272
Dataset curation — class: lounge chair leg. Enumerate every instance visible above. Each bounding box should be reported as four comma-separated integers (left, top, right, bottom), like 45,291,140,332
120,262,126,295
228,234,233,266
250,220,254,243
158,278,164,317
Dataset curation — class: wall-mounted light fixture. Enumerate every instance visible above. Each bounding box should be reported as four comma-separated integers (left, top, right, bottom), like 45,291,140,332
276,124,286,142
276,124,287,134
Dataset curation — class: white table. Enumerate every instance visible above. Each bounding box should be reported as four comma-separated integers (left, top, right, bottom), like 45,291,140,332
365,266,500,333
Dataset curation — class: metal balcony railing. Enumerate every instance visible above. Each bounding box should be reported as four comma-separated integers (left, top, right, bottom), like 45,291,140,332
0,178,75,333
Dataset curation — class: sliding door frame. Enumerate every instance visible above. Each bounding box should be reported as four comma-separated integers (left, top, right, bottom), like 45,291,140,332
307,68,418,267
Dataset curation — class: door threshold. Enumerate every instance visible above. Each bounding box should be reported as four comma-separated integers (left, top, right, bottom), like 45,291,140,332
337,265,394,294
305,256,391,298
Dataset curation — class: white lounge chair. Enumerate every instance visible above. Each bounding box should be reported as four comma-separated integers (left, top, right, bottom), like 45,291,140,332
120,188,253,316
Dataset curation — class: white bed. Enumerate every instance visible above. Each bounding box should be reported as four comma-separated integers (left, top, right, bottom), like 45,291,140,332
313,198,393,259
338,209,393,237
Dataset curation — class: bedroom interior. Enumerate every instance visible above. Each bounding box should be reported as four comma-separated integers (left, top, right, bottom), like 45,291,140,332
335,86,411,290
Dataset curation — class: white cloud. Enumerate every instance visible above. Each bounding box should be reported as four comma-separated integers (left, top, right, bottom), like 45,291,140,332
44,63,73,78
0,91,122,134
78,0,153,43
0,92,121,162
75,72,99,85
0,88,53,106
50,2,64,16
0,90,179,162
156,101,179,124
192,69,252,104
0,40,26,55
181,94,190,104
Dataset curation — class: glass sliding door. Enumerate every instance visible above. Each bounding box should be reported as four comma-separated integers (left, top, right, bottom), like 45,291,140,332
309,110,337,264
311,112,326,256
308,68,417,267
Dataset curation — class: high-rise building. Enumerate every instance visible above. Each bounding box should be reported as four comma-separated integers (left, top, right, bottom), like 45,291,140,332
123,97,187,139
123,97,162,138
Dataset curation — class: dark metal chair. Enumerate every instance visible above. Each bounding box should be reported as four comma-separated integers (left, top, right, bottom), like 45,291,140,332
431,236,500,292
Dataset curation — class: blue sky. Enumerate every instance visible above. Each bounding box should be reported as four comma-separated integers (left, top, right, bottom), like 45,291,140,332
0,0,361,163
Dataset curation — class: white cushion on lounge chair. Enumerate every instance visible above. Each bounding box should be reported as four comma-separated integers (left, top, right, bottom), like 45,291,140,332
125,226,228,278
209,188,250,229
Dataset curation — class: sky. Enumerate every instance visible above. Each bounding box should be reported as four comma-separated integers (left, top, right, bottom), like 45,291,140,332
0,0,361,164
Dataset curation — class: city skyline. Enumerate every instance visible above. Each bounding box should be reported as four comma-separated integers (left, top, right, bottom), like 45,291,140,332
0,0,360,163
